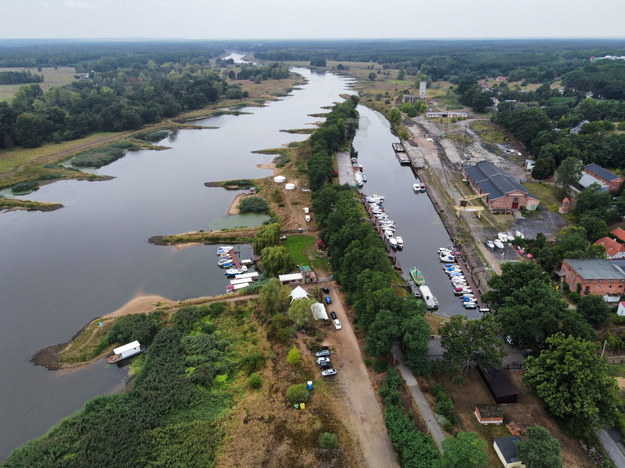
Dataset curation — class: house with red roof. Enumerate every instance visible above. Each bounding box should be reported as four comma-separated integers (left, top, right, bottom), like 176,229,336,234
611,228,625,243
594,237,625,259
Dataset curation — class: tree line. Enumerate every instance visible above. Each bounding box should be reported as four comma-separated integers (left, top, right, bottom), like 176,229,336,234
0,70,43,85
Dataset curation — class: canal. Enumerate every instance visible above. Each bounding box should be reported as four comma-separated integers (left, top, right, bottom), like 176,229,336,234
0,67,354,459
353,105,480,319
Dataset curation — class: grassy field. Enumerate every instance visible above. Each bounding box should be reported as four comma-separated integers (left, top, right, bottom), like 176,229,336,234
283,234,316,265
521,182,561,212
469,120,508,145
0,66,77,101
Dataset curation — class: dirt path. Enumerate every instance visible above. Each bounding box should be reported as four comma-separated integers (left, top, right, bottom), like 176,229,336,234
323,284,399,468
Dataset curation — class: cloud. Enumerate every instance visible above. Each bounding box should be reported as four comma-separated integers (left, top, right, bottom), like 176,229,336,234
64,0,97,9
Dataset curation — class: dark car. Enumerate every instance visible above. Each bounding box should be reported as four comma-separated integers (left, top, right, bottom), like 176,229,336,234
324,296,332,305
321,287,330,294
330,311,337,320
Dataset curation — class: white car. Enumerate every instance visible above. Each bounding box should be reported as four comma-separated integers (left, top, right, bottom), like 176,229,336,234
305,215,311,222
303,207,309,214
321,368,337,377
334,319,342,330
316,357,331,366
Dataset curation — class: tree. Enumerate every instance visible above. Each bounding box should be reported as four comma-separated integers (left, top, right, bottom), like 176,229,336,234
258,278,291,317
516,425,562,468
531,157,556,180
286,383,308,403
483,262,549,308
439,431,488,468
364,309,399,357
260,245,294,276
253,223,280,254
287,297,315,327
555,156,583,199
401,313,431,375
286,347,301,366
368,72,377,81
524,333,620,436
577,294,611,327
440,314,505,376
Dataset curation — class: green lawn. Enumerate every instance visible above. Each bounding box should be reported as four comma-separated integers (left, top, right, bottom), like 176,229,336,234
283,235,316,265
521,182,561,212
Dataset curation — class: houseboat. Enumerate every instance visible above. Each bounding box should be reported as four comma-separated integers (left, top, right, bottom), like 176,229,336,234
107,340,145,364
418,285,439,310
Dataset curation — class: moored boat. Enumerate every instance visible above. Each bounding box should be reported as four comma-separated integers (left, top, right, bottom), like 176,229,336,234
395,236,404,249
410,267,425,286
107,340,146,364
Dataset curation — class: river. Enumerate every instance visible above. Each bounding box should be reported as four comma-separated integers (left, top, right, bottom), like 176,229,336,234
353,106,479,318
0,66,354,459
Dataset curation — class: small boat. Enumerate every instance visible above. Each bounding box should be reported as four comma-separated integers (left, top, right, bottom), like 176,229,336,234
384,230,394,239
438,247,453,254
486,240,495,250
506,231,513,241
410,267,425,286
218,258,233,266
225,266,247,276
240,258,255,266
395,236,404,249
362,174,367,182
463,302,477,309
216,246,234,254
413,183,420,193
494,239,505,250
220,262,234,269
497,232,508,243
419,184,426,193
389,237,398,249
515,230,524,239
440,254,455,263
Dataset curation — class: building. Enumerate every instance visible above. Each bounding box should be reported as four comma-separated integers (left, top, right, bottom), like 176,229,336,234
493,436,525,468
425,111,468,118
579,163,624,193
474,404,504,425
419,80,427,99
594,237,625,259
463,161,540,212
478,367,518,404
560,259,625,297
311,302,329,320
611,227,625,243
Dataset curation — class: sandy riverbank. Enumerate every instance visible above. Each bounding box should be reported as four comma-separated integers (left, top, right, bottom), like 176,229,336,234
31,294,174,371
228,192,247,215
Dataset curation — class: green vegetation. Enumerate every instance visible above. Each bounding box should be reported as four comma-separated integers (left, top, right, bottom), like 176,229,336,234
380,369,440,467
252,223,280,253
286,383,309,404
260,245,294,276
286,347,301,366
318,432,339,449
238,196,269,213
429,383,457,432
439,432,488,468
142,130,170,142
6,302,233,466
524,333,621,438
11,180,38,194
0,70,43,85
521,182,560,212
71,145,126,168
283,234,316,265
516,425,562,468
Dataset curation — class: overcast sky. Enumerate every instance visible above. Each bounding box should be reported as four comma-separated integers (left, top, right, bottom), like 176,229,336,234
2,0,624,40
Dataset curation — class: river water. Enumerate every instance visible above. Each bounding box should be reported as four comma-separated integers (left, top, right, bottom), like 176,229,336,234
0,67,354,459
353,106,478,318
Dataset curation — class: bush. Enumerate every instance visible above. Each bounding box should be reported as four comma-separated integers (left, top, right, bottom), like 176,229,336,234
238,196,269,213
318,432,339,449
248,373,262,389
240,351,266,374
286,383,309,403
372,357,388,373
11,180,38,193
72,146,125,168
104,311,166,347
287,347,301,366
142,130,169,142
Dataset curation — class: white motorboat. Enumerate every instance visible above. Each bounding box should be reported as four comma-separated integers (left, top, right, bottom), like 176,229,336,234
494,239,505,249
515,230,524,239
497,232,508,243
413,183,420,192
389,237,398,249
395,236,404,249
384,230,394,239
440,254,455,263
486,240,495,250
225,266,248,276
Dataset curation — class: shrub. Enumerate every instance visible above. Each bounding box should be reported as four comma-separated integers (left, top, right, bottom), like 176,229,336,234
240,351,266,374
318,432,339,449
248,373,263,389
142,130,169,142
104,311,166,347
11,180,38,193
238,196,269,213
287,347,301,366
286,383,309,403
372,357,388,373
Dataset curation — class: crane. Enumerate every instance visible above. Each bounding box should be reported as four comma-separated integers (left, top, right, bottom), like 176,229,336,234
454,193,489,219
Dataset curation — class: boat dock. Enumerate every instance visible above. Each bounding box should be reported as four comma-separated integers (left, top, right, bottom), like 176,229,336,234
228,249,242,269
392,142,411,166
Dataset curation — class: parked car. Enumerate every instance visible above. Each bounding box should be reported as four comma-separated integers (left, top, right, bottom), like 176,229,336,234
321,368,337,377
325,296,332,305
319,362,333,370
321,287,330,294
315,350,331,358
316,357,331,366
334,319,342,330
330,311,337,320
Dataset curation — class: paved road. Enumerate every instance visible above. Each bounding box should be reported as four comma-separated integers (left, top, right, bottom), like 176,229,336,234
393,346,446,452
599,429,625,467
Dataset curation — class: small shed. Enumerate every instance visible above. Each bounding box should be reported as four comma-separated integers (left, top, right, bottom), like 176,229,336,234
478,367,518,404
474,404,504,425
493,436,525,468
281,273,304,285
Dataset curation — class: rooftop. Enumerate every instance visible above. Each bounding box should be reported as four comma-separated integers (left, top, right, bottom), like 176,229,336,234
594,237,625,258
564,259,625,280
464,161,530,200
494,436,523,464
585,163,620,182
612,227,625,243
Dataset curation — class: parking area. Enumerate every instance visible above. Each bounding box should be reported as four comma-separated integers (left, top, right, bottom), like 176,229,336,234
337,151,356,186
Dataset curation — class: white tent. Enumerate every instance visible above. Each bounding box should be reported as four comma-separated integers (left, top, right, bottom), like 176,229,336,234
274,175,286,183
289,285,309,303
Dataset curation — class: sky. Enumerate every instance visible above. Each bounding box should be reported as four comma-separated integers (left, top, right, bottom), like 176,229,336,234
1,0,624,40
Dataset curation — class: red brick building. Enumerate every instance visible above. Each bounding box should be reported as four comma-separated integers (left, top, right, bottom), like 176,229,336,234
581,163,624,193
560,259,625,297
